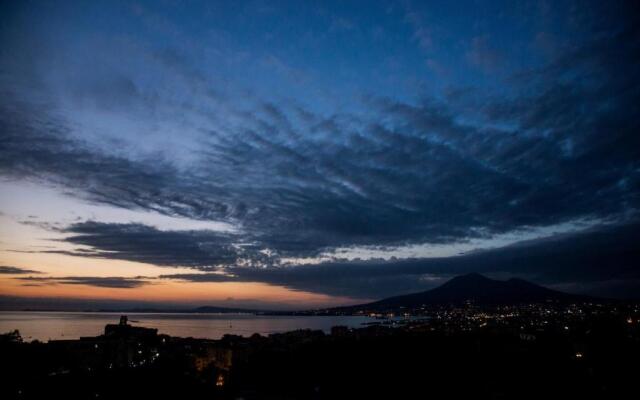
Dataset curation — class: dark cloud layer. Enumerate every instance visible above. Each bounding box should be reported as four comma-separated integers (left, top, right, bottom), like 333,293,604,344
56,222,240,267
0,266,41,274
4,18,639,260
37,220,640,299
17,276,150,289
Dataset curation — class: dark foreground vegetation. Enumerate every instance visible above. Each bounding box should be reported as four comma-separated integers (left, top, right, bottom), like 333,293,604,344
1,304,639,400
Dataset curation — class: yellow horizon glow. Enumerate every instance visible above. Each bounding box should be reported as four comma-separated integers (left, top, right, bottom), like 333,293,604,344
0,277,357,308
0,203,368,308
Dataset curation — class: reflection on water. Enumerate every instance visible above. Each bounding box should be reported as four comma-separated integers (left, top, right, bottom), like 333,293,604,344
0,312,373,341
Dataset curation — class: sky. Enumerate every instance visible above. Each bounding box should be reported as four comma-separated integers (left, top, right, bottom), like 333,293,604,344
1,0,639,310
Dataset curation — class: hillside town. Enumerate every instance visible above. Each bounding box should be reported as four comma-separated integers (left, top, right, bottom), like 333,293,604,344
2,300,639,399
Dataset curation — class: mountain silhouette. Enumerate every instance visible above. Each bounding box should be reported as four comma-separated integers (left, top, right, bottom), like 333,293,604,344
335,273,596,312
